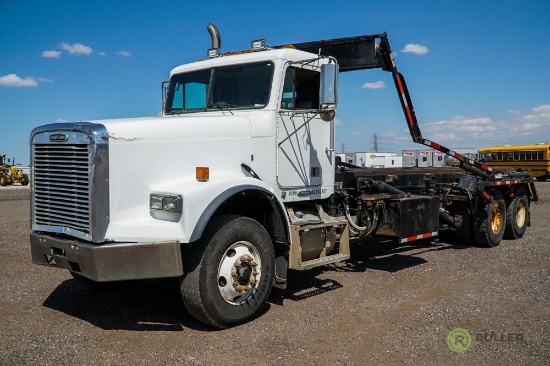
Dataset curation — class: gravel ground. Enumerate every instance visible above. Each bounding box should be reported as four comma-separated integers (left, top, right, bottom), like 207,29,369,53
0,183,548,365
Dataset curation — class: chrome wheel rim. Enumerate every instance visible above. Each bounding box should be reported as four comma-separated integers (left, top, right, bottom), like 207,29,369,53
217,241,261,305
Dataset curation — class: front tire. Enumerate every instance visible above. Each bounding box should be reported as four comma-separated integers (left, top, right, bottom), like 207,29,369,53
180,215,275,328
504,187,529,239
473,190,506,247
21,173,29,186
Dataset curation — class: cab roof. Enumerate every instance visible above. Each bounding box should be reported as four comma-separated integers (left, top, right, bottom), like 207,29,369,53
170,48,318,75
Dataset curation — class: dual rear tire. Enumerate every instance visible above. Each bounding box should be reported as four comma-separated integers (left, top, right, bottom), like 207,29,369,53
472,187,529,247
504,187,529,239
473,190,506,247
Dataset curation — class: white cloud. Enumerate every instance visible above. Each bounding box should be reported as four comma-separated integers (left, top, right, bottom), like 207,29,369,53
362,81,385,89
41,50,61,59
36,77,53,83
532,104,550,114
334,118,344,126
401,43,430,55
0,74,37,87
117,50,131,57
98,51,107,56
0,74,51,87
60,42,93,55
418,105,550,146
350,104,550,154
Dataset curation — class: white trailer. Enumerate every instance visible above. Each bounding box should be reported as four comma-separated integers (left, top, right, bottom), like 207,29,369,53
384,156,402,167
418,150,433,167
433,151,446,167
402,150,417,167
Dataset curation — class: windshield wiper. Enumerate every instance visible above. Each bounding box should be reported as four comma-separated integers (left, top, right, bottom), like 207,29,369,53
166,108,185,115
208,102,236,114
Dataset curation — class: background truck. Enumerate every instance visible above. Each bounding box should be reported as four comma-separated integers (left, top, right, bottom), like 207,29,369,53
30,24,538,328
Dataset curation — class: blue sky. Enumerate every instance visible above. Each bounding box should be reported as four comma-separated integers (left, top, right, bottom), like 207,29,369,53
1,0,549,165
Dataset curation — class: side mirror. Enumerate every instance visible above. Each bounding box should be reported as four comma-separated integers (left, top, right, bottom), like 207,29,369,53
320,63,338,121
320,63,338,106
161,80,169,114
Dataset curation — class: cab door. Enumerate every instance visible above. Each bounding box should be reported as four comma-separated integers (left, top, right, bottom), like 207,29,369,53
276,66,332,191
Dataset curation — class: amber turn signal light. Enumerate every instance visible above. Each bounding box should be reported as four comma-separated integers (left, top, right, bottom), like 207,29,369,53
196,167,209,181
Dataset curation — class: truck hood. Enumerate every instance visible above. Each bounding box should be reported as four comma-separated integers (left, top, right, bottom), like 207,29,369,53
78,113,256,242
93,114,252,142
30,112,262,243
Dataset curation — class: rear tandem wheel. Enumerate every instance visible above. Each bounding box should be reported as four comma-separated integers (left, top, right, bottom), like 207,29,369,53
504,186,529,239
473,190,506,247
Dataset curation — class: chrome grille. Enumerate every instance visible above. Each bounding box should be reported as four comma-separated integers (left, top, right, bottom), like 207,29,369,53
33,144,91,232
30,122,109,243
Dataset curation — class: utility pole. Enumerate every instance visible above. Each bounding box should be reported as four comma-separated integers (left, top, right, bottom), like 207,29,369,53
371,133,379,153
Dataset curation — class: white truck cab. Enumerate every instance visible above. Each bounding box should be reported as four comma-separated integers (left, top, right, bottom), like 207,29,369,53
30,25,343,328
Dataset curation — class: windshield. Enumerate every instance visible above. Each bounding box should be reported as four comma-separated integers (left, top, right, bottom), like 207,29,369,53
165,61,274,114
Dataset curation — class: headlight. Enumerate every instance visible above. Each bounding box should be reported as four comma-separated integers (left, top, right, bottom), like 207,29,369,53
163,196,180,212
150,195,164,210
150,194,183,222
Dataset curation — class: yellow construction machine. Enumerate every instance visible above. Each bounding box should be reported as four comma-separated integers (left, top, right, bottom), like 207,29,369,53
0,155,29,186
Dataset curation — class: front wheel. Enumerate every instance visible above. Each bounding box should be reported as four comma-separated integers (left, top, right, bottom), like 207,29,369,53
473,190,506,247
504,187,529,239
21,173,29,186
180,215,275,328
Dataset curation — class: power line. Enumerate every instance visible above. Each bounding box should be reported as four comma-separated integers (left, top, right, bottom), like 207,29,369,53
371,133,383,152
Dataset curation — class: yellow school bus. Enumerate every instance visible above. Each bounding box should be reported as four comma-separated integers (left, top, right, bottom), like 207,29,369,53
479,143,550,181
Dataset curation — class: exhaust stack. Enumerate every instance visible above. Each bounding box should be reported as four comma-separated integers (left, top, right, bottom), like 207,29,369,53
207,23,221,50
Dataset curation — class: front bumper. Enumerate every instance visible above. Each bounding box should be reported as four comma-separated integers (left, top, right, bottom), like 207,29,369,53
30,231,184,282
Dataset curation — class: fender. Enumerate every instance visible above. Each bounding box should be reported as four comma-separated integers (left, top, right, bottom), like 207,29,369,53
188,176,291,244
104,173,290,244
